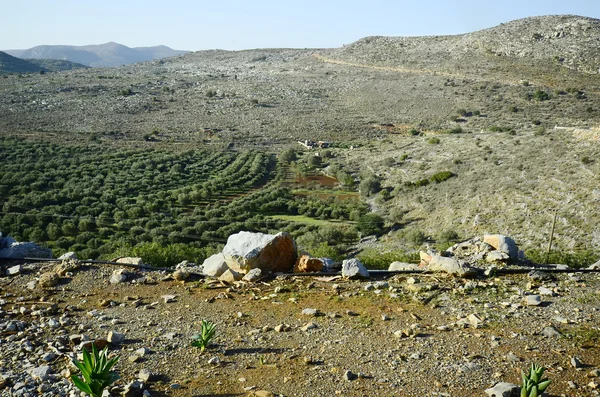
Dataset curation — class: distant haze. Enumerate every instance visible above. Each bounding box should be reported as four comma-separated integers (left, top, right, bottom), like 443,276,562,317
2,0,599,51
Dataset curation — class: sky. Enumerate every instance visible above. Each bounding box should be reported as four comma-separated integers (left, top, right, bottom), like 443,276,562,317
2,0,599,51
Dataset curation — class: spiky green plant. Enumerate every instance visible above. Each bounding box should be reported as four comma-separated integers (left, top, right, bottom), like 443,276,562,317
191,320,217,352
70,345,120,397
521,363,551,397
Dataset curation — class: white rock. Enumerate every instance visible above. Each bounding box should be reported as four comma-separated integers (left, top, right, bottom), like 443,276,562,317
222,231,297,273
341,258,369,279
202,253,230,277
6,265,22,276
484,382,520,397
242,268,262,282
524,295,542,306
388,262,419,271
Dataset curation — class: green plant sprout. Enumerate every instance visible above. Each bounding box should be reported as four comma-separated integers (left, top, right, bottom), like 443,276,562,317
70,344,120,397
521,363,551,397
191,320,217,352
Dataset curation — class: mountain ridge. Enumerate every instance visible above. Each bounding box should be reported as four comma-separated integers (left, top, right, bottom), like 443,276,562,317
4,42,189,67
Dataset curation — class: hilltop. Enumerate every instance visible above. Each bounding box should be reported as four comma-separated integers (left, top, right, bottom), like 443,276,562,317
4,42,189,67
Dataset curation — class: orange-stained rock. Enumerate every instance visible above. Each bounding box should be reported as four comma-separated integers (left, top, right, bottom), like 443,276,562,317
293,254,324,273
223,231,297,273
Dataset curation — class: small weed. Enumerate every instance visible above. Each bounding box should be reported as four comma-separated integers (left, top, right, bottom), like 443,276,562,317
191,320,217,352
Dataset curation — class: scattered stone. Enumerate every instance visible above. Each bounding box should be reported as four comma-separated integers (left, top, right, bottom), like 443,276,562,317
242,268,262,282
572,356,583,369
173,268,191,281
294,254,324,273
589,381,599,389
110,268,129,284
0,375,7,389
523,295,542,306
219,268,243,283
161,295,177,304
468,313,484,328
38,271,60,287
301,322,318,331
542,326,562,338
588,369,600,378
107,330,125,344
528,270,552,281
341,258,369,279
136,347,149,356
208,356,221,365
122,380,144,397
484,382,520,397
302,308,319,317
202,253,230,277
26,280,37,290
138,368,152,382
55,259,81,276
538,287,554,296
343,370,358,381
129,354,142,363
80,338,109,351
5,265,22,276
486,250,510,263
30,365,52,381
274,324,290,332
252,391,275,397
222,231,297,273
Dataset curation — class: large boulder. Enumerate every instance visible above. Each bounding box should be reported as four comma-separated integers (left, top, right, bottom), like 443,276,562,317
425,255,478,277
483,235,518,260
222,231,297,273
202,253,229,277
293,254,324,273
0,232,52,259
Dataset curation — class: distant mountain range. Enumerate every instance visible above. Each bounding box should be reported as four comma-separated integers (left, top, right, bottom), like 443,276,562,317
0,51,88,73
3,42,189,68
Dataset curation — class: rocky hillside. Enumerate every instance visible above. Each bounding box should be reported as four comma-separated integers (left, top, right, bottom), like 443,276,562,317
5,42,189,67
332,15,600,75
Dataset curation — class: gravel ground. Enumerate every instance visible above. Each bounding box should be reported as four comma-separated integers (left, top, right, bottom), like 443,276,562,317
1,260,599,397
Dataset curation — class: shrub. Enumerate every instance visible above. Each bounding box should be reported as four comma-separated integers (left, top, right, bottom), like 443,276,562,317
438,229,459,243
206,89,217,98
581,156,593,165
405,229,426,247
532,90,550,101
119,88,133,96
357,248,419,270
430,171,455,183
409,129,420,136
427,137,440,144
359,175,381,197
357,213,385,236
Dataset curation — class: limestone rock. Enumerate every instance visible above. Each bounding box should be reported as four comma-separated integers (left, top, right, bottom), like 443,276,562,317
242,268,262,282
39,271,60,287
427,255,477,277
341,258,369,279
219,268,243,283
0,232,52,259
524,295,542,306
108,331,126,344
6,265,22,276
30,365,52,381
58,251,77,260
173,268,190,281
222,231,297,273
202,253,230,277
483,235,518,260
485,382,520,397
110,268,129,285
55,259,80,276
321,258,338,272
388,262,419,271
486,250,510,263
294,254,324,273
115,257,144,265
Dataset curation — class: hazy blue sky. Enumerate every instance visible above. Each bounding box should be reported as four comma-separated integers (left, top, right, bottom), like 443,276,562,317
2,0,599,50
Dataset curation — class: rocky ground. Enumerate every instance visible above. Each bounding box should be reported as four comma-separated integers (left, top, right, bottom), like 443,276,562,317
1,259,600,397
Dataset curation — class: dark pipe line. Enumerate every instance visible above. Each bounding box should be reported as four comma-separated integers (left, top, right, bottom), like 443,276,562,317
2,257,598,277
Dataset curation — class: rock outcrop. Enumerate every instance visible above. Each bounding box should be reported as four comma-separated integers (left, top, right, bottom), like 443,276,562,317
222,231,297,274
0,232,52,259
